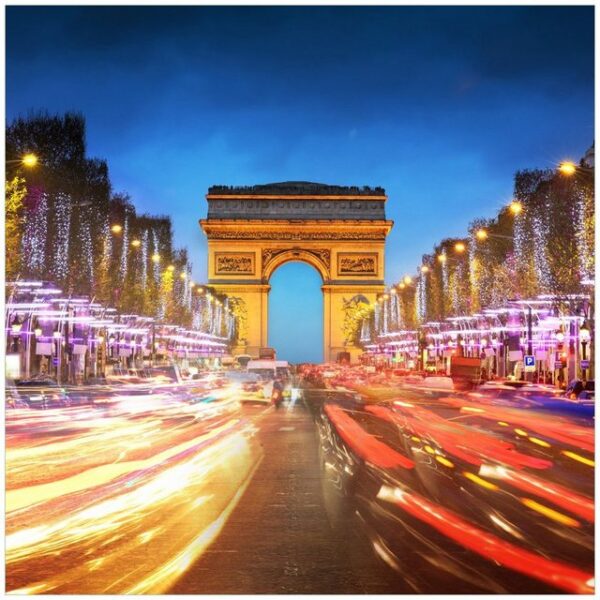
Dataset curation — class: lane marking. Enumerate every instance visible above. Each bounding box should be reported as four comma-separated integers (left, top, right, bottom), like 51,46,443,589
279,427,295,431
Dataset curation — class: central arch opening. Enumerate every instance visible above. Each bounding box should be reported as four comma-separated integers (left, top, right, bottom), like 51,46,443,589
268,261,323,364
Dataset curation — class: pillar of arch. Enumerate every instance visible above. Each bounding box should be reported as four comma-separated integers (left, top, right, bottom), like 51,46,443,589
200,182,393,363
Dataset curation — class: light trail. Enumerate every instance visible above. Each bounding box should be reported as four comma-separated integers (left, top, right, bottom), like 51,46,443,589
6,382,263,594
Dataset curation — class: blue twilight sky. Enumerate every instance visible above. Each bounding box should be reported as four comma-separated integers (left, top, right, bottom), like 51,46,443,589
6,6,594,362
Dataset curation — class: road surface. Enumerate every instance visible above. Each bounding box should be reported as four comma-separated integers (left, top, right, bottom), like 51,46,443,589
170,400,405,593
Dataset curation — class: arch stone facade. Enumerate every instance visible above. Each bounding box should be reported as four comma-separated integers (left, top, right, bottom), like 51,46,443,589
200,182,393,362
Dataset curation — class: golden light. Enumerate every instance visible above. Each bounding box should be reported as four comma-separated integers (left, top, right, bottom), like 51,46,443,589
383,294,389,300
167,265,175,272
455,242,466,253
398,283,406,290
98,335,105,344
390,288,397,294
34,327,42,338
22,153,38,167
476,228,488,241
190,281,195,288
403,275,412,285
559,161,577,176
421,265,429,273
437,254,447,263
180,272,187,279
111,224,123,234
151,253,161,263
509,200,523,215
131,239,141,248
197,288,204,294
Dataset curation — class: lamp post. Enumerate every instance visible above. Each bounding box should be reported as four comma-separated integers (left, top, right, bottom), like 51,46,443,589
580,321,591,382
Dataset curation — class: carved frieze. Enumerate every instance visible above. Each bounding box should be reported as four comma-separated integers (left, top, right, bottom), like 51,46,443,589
205,230,389,241
214,252,255,275
337,252,378,276
261,248,331,271
206,198,386,221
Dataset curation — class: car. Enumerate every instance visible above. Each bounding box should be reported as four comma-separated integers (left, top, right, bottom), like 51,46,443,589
7,379,70,409
224,371,272,403
476,380,593,417
565,379,594,399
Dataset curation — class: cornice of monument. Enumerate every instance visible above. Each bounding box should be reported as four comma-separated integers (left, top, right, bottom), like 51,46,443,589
207,181,386,198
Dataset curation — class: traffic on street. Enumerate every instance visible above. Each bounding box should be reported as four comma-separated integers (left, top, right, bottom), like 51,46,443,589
5,364,595,594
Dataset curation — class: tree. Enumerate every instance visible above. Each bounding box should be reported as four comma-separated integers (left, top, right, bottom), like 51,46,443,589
5,176,27,280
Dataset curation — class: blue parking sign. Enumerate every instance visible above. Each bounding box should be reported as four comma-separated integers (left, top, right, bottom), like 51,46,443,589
524,355,535,368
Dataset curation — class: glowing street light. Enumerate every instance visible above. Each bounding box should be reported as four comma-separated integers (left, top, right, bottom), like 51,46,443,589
420,265,430,273
22,153,39,167
398,282,406,290
475,228,514,242
180,272,187,279
403,275,413,285
167,265,175,272
454,242,466,253
580,323,591,341
559,161,577,176
151,253,161,263
131,239,141,248
437,254,447,263
111,224,123,234
509,200,523,216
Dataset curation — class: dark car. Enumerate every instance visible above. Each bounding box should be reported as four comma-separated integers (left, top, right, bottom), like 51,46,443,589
8,379,70,409
566,379,594,399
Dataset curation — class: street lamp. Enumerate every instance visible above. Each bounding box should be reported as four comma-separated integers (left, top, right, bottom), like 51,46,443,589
7,153,39,168
558,160,593,177
131,239,141,248
111,224,123,234
403,275,412,285
437,253,447,263
580,321,591,381
509,200,523,216
22,153,39,168
151,253,161,263
475,228,514,242
420,265,430,273
454,242,466,253
559,161,577,176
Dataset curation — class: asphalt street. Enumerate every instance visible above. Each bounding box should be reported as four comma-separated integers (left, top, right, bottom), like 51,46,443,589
169,399,405,594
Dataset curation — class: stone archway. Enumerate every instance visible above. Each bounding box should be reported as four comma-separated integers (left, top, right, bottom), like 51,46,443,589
200,182,393,363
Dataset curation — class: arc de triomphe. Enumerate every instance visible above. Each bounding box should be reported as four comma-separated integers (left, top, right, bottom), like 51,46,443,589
200,182,393,363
